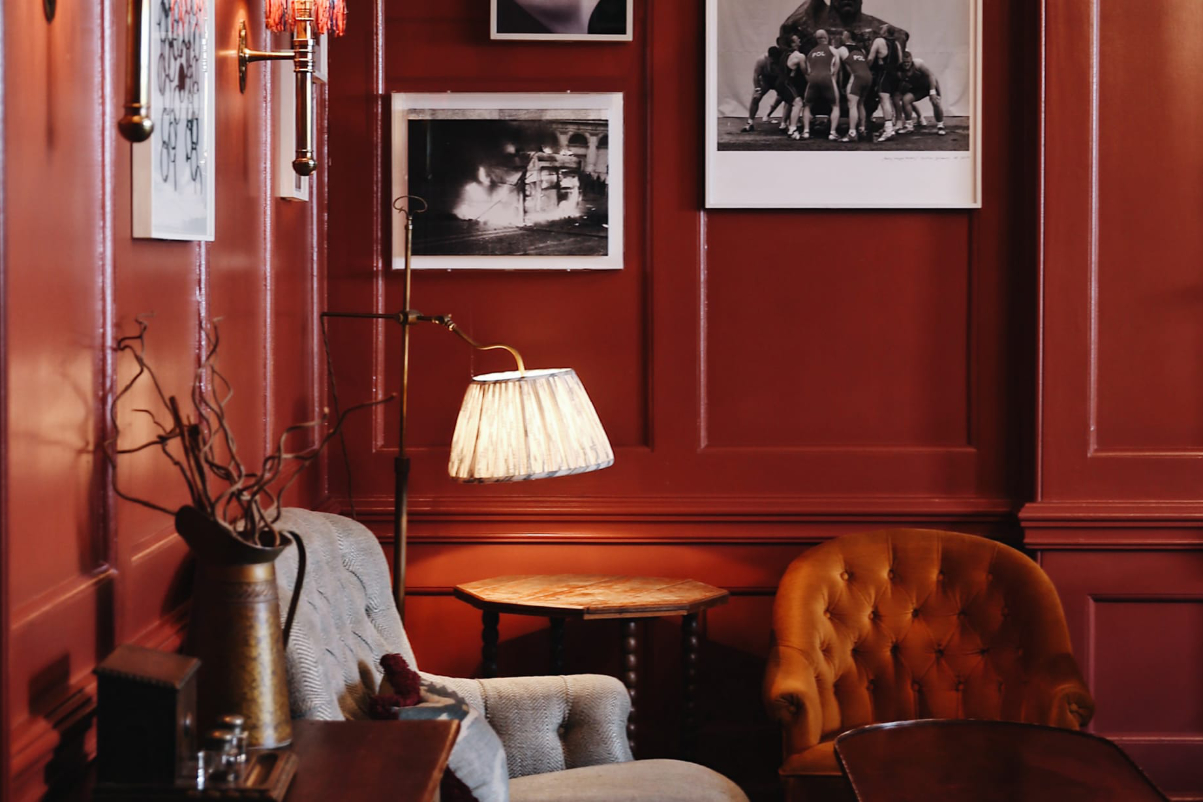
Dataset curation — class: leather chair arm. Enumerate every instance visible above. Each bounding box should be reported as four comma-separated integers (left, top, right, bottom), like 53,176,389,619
764,646,824,757
1025,653,1095,729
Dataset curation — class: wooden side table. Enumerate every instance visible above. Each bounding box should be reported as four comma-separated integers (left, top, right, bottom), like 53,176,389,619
286,720,458,802
454,574,730,758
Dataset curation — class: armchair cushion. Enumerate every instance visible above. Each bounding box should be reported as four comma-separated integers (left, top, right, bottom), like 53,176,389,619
425,673,633,778
509,759,748,802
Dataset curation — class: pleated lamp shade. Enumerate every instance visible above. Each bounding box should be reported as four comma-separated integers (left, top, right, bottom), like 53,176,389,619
448,369,614,483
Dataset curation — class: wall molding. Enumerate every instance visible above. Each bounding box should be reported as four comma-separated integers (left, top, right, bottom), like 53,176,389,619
335,495,1018,526
1021,501,1203,549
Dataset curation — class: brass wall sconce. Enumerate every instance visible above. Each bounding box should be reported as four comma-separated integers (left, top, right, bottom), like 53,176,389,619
118,0,153,141
239,0,345,176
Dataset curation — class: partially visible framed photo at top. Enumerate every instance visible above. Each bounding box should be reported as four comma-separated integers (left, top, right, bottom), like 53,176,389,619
391,92,624,270
706,0,981,209
132,0,216,239
491,0,633,41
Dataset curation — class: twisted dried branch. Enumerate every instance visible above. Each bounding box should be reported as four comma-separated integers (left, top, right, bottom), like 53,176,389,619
105,318,393,546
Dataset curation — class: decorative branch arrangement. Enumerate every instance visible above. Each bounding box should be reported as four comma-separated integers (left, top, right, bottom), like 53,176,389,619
106,316,390,548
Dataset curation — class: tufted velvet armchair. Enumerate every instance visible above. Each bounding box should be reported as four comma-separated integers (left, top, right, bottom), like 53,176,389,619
764,528,1094,802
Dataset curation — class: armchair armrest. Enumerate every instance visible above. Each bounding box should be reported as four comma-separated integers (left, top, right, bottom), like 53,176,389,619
763,644,824,761
424,673,633,778
1025,652,1095,729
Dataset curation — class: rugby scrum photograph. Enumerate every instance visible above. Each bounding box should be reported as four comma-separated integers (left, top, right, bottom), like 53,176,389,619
706,0,981,208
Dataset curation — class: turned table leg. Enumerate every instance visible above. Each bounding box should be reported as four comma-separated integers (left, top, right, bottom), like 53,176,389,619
550,617,566,674
681,612,700,760
482,610,499,679
622,619,638,756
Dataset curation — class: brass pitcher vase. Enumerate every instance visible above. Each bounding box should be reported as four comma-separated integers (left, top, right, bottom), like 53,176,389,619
176,506,294,749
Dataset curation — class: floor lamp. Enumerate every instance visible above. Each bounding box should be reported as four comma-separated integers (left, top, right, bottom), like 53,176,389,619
322,197,614,619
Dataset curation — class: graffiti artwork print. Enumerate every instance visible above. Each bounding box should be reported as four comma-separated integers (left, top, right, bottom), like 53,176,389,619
706,0,981,208
392,93,624,270
132,0,216,240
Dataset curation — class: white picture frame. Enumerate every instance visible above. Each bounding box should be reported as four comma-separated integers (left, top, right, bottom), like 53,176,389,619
491,0,633,42
313,33,329,84
132,0,216,240
391,92,624,271
705,0,982,209
275,61,310,201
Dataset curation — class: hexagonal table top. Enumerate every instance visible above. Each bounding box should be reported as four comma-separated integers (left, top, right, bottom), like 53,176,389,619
453,574,730,620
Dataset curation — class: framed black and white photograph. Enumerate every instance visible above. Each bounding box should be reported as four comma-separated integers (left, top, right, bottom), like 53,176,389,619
391,92,624,270
706,0,981,208
491,0,633,42
132,0,216,239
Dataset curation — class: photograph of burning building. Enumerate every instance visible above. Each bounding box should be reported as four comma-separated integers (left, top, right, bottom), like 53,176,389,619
391,93,624,270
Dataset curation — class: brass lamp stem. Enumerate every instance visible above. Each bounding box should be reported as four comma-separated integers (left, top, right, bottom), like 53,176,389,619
118,0,154,141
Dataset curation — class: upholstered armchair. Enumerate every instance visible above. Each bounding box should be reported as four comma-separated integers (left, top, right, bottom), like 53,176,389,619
764,528,1094,802
273,509,748,802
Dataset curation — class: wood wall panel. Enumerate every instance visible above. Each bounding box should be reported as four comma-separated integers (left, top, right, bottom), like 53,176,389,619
1037,0,1203,501
703,212,971,450
1028,2,1203,794
1094,0,1203,453
1,0,326,795
1036,546,1203,798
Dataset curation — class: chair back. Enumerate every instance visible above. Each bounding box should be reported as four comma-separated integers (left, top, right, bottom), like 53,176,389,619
767,529,1077,740
273,509,416,721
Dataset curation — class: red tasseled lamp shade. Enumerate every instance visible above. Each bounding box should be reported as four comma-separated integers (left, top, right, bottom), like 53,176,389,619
266,0,346,36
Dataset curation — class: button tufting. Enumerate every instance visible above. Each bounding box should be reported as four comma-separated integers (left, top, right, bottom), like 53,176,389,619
824,610,832,619
912,608,920,618
890,644,900,654
957,610,966,618
956,682,965,691
980,647,990,655
935,648,944,658
987,573,994,581
912,682,920,691
938,571,945,580
840,571,849,581
888,570,896,580
869,610,878,621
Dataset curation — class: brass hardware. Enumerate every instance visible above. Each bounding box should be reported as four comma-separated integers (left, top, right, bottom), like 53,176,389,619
320,195,530,616
118,0,154,142
238,10,317,176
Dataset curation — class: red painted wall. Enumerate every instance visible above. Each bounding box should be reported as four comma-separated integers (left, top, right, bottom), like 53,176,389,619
325,0,1036,795
1024,1,1203,799
1,2,327,797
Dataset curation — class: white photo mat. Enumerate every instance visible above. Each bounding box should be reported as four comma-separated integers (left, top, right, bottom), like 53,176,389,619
391,92,624,271
490,0,633,42
132,0,216,240
705,0,982,209
275,60,310,201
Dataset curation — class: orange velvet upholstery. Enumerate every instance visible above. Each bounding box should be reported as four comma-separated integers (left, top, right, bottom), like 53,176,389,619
764,529,1094,800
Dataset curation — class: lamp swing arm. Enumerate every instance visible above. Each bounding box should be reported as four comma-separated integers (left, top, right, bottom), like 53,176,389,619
318,310,527,375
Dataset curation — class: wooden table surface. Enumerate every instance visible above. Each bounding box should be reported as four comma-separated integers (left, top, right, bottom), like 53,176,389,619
454,574,730,619
835,720,1168,802
287,720,458,802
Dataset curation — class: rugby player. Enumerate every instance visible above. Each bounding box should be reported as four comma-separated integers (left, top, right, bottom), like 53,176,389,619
898,51,946,135
742,46,785,133
867,24,903,142
781,34,809,139
794,29,841,141
834,30,871,141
